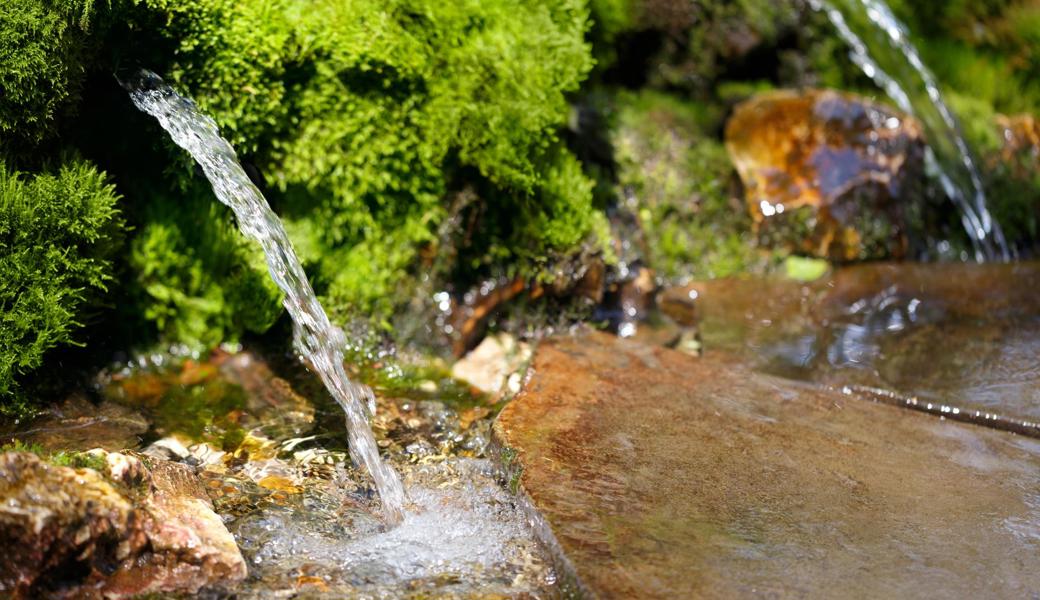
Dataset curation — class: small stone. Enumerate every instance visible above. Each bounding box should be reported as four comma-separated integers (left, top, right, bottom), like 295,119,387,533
104,451,149,486
458,407,491,431
295,575,327,590
143,436,191,461
257,475,302,494
451,333,533,400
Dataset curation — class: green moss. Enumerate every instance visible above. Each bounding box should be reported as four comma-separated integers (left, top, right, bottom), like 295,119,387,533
586,0,635,68
114,0,599,334
0,0,608,351
945,92,1040,246
611,90,764,280
0,0,100,149
0,439,108,472
128,184,282,348
946,92,1004,157
51,449,109,471
0,160,124,418
0,439,48,456
783,256,829,282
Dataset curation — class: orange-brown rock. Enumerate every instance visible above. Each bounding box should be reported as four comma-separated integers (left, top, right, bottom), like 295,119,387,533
725,89,925,260
495,331,1040,598
0,451,246,599
995,113,1040,177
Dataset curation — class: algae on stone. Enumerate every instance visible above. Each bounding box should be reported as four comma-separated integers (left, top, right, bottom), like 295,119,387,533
610,90,763,281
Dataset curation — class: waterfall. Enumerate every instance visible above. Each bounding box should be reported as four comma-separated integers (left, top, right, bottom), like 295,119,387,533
123,70,407,524
812,0,1011,262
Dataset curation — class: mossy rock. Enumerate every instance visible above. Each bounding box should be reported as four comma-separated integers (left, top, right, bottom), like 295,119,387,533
725,89,926,261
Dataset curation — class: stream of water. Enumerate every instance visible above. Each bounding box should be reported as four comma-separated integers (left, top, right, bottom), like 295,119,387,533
813,0,1011,262
123,70,407,524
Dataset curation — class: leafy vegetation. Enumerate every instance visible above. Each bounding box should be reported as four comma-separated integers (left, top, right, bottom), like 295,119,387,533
0,0,602,414
609,90,764,281
0,439,109,471
123,0,599,327
0,160,123,418
1,0,1039,417
0,0,97,149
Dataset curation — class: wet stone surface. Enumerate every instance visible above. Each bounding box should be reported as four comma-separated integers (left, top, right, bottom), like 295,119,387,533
495,331,1040,599
0,450,246,599
4,393,149,453
726,89,925,260
668,261,1040,424
4,346,556,598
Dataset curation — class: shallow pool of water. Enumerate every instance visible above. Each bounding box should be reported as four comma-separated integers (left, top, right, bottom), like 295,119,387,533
676,261,1040,424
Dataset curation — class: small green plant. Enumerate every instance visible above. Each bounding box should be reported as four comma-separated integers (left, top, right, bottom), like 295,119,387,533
0,160,124,417
1,439,108,472
0,439,47,456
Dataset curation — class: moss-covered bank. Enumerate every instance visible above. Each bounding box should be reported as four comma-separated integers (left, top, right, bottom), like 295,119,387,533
3,0,1040,416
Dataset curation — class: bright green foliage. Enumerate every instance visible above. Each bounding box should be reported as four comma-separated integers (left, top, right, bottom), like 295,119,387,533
0,0,603,410
585,0,635,66
128,184,282,347
947,93,1040,245
882,0,1040,116
611,90,763,280
122,0,597,328
783,256,830,282
0,160,123,416
0,0,99,148
0,439,109,471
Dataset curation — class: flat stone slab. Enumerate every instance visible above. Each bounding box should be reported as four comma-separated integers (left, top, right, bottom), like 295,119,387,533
494,331,1040,599
663,261,1040,424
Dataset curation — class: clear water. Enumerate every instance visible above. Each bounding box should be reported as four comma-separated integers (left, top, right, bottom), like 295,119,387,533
231,459,556,598
123,70,406,523
813,0,1010,262
684,262,1040,429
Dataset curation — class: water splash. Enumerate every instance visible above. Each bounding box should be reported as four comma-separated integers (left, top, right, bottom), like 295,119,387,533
122,70,406,523
812,0,1010,262
232,459,556,597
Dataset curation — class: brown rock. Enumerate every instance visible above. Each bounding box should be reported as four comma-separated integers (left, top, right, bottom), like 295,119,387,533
0,451,246,599
218,351,315,435
995,113,1040,179
451,333,532,400
447,253,607,357
725,89,925,260
7,394,149,452
495,331,1040,598
996,114,1039,161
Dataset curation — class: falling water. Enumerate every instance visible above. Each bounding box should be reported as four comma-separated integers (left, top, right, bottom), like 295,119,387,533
123,70,406,524
812,0,1011,262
